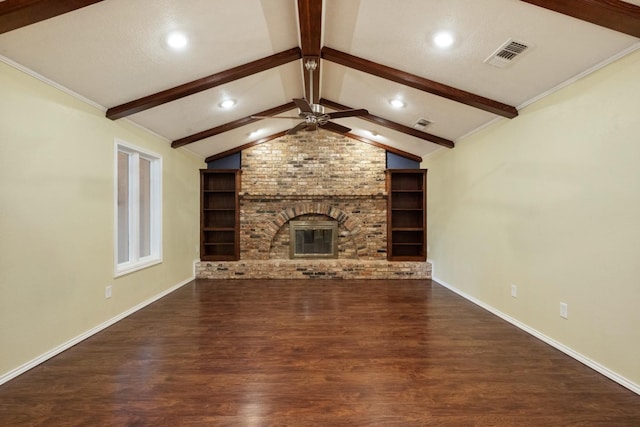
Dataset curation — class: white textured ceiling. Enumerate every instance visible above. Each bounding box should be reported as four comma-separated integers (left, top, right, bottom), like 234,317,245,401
324,0,637,105
0,0,638,160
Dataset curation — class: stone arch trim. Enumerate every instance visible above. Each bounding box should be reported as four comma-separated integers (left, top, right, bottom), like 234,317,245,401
261,203,367,259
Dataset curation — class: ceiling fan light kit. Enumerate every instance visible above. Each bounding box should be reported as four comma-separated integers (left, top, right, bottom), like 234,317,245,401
251,57,370,135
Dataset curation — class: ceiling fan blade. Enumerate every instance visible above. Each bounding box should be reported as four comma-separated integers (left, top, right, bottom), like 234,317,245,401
321,121,351,134
293,98,313,113
326,108,369,119
287,121,308,135
250,115,301,119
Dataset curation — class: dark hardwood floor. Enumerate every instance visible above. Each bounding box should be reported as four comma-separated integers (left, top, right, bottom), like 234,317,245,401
1,279,639,426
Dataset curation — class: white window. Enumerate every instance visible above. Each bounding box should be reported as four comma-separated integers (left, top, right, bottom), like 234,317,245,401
115,140,162,276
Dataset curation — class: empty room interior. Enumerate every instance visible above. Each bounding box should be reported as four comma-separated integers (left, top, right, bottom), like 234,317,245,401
1,0,640,424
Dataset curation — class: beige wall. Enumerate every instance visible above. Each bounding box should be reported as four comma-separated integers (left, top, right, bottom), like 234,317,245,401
0,61,203,380
423,48,640,388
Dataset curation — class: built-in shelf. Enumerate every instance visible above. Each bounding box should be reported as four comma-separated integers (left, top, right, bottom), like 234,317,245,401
200,169,241,261
386,169,427,261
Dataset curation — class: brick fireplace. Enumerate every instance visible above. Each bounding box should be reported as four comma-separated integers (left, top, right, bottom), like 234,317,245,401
196,130,431,279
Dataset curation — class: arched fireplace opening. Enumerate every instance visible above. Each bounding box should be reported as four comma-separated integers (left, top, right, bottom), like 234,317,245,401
244,199,386,261
268,212,358,260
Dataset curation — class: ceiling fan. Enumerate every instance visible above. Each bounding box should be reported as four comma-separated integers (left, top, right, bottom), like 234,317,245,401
251,59,369,135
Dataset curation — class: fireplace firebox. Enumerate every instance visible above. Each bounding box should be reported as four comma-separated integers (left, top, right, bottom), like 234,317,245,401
289,220,338,259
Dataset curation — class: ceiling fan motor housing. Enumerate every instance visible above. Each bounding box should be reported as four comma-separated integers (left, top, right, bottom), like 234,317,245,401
299,103,325,117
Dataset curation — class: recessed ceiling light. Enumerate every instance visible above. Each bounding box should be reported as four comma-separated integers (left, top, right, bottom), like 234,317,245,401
166,31,188,50
389,99,406,109
368,130,379,137
249,129,262,137
219,99,236,109
433,31,455,49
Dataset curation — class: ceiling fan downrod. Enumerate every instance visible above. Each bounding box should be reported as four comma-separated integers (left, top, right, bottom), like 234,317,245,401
304,58,318,105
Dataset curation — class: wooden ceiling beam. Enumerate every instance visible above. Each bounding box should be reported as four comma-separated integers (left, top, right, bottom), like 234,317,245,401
172,102,296,148
106,47,302,120
321,47,518,119
320,98,454,149
297,0,322,57
520,0,640,39
297,0,323,103
0,0,104,34
205,131,288,163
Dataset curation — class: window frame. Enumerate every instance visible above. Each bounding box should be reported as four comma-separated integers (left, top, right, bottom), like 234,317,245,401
114,140,163,277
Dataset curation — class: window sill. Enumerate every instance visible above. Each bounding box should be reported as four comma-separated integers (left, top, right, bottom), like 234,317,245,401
115,258,162,278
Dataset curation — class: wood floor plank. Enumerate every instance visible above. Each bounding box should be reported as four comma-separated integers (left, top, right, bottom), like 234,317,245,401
1,279,639,425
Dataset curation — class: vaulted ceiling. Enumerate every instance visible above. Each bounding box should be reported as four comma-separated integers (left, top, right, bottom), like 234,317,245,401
1,0,639,162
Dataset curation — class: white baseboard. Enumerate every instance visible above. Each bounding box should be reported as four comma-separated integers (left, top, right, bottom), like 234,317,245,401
432,275,640,396
0,275,195,386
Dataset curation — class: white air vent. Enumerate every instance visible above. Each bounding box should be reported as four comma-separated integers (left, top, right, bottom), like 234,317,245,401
413,118,432,131
484,39,531,68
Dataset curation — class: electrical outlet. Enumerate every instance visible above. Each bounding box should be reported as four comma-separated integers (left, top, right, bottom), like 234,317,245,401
105,285,112,299
560,302,568,319
511,284,517,298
